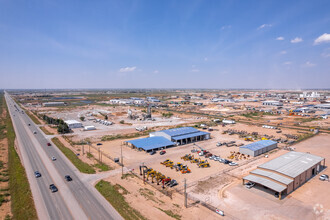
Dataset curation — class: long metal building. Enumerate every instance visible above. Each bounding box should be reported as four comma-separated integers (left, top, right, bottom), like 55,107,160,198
243,151,325,199
239,140,277,157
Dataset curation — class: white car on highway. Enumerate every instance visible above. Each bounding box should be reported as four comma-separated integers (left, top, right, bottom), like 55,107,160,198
51,156,56,161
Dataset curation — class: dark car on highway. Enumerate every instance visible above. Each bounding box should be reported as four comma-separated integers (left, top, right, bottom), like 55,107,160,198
34,171,41,178
65,175,72,182
49,184,58,193
160,150,166,155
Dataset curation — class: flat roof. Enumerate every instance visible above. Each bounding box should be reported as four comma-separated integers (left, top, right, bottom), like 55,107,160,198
251,169,293,185
172,131,210,141
258,152,324,178
244,174,287,192
158,127,210,138
125,136,174,151
64,120,82,124
240,140,277,151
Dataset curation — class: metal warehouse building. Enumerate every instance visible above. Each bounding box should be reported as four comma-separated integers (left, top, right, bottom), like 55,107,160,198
150,127,210,145
243,152,325,199
239,140,277,157
125,136,175,152
124,127,210,152
64,120,83,129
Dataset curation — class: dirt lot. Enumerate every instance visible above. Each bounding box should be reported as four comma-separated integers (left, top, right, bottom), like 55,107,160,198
101,172,222,220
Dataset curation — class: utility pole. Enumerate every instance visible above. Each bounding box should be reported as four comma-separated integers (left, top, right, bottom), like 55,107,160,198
121,145,123,178
98,147,100,161
82,145,84,155
184,178,187,208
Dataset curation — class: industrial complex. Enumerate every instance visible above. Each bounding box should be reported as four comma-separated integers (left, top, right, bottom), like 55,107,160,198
8,89,330,220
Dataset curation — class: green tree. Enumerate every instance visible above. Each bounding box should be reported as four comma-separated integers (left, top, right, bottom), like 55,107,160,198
105,115,108,120
80,116,85,121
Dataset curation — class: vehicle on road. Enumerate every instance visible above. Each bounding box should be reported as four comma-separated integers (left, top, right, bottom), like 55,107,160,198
47,143,51,146
224,159,231,164
33,131,37,134
149,151,156,155
216,209,225,216
28,123,31,126
51,156,56,161
160,150,166,155
49,184,58,193
245,182,255,189
229,162,238,166
319,174,329,181
96,143,102,146
34,171,41,178
65,175,72,181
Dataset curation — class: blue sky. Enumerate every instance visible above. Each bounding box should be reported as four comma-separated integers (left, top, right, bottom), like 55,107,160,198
0,0,330,89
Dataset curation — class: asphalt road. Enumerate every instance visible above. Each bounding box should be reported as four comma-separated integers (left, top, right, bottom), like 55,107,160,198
5,93,122,220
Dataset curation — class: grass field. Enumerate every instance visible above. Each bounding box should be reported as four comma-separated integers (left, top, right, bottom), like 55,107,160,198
40,126,54,135
95,180,146,220
1,93,38,219
51,137,96,174
25,111,41,125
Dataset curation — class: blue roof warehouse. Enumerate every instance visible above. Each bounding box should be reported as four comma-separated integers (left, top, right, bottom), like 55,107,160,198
125,127,210,152
239,140,277,157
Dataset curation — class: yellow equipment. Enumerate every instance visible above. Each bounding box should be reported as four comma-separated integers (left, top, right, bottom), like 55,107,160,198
181,168,191,174
161,159,171,165
261,137,268,140
198,162,210,168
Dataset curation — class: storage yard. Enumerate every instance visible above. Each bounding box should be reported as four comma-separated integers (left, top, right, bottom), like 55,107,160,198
13,89,330,219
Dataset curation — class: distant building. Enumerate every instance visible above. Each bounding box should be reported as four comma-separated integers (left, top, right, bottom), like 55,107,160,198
42,102,65,107
314,104,330,110
64,120,83,129
262,100,283,106
222,119,236,124
83,125,96,131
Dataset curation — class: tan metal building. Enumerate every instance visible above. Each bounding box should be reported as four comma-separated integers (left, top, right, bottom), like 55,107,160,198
243,151,325,199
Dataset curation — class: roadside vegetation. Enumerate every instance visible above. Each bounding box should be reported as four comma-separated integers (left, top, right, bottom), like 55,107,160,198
40,126,54,135
95,180,146,220
51,137,96,174
42,115,70,134
157,208,181,220
0,93,38,219
25,110,41,125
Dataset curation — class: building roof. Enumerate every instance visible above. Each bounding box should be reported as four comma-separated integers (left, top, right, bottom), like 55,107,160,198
172,131,210,141
159,127,209,138
243,175,287,192
251,169,293,185
258,151,324,178
125,136,175,151
64,120,82,125
240,140,277,151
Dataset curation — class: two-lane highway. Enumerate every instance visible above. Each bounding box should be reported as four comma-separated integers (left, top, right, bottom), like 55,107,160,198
5,92,122,220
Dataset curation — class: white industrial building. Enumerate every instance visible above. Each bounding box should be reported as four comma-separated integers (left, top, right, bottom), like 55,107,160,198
262,100,283,106
222,119,236,124
83,125,96,131
64,120,83,129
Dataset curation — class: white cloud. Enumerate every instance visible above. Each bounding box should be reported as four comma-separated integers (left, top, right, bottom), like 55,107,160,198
221,25,231,30
119,66,136,72
191,69,200,72
283,61,292,65
204,57,208,61
276,36,284,41
291,37,303,43
258,24,272,30
314,33,330,45
321,48,330,57
303,61,316,67
280,50,287,55
153,70,159,74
